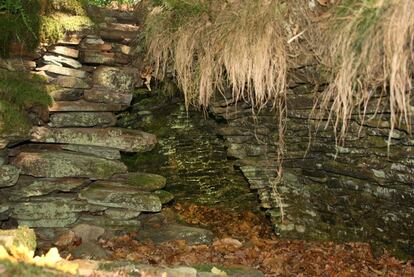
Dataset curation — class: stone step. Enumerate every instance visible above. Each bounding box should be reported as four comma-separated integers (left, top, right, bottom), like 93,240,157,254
84,87,133,105
43,54,82,69
11,151,127,179
53,76,91,89
37,64,87,78
48,45,79,58
79,50,129,65
30,127,157,153
49,112,117,127
93,66,136,92
47,87,83,101
79,181,162,212
9,143,121,161
49,100,127,112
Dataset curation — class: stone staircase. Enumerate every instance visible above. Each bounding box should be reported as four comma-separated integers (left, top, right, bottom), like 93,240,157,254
0,8,174,232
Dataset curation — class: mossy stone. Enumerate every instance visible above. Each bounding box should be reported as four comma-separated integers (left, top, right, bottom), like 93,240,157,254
111,172,167,191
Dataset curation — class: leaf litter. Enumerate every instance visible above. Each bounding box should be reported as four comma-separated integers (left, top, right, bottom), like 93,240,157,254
100,203,413,276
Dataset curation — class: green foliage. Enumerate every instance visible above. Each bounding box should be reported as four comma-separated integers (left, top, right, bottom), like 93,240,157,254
0,0,41,57
0,69,52,134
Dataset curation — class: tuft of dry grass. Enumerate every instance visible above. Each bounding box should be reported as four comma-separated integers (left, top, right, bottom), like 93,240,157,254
143,0,288,110
314,0,414,144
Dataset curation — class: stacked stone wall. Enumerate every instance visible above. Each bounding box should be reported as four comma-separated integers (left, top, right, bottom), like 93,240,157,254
209,67,414,256
0,8,173,233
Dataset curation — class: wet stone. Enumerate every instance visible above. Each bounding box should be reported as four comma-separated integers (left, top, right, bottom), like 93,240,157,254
0,165,20,188
49,112,117,127
111,172,167,191
79,182,162,212
11,151,127,179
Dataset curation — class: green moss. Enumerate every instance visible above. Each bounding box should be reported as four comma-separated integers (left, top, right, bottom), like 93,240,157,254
0,0,95,57
47,0,87,15
0,69,52,135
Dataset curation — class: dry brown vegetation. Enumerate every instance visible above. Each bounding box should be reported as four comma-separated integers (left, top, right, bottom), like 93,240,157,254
139,0,414,218
314,0,414,144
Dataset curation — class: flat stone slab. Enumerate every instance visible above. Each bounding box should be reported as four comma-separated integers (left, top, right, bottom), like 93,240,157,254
62,144,121,160
49,112,117,127
49,100,127,112
93,66,135,93
111,172,166,191
84,87,133,105
7,176,89,200
31,127,157,153
43,54,82,69
11,151,127,179
11,196,106,221
38,64,87,78
48,46,79,58
79,181,162,212
135,224,214,245
48,87,83,101
0,165,20,188
54,76,90,89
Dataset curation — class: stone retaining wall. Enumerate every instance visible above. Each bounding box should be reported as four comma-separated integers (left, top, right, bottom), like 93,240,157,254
209,68,414,257
0,8,174,232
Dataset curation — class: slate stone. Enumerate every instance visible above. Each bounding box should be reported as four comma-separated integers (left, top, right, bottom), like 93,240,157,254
135,224,214,245
30,127,157,153
49,100,127,112
54,76,90,89
62,144,121,160
111,172,166,191
49,112,117,127
0,165,20,188
93,66,135,93
79,182,162,212
11,151,127,179
43,54,82,69
48,46,79,58
84,87,133,105
38,64,87,78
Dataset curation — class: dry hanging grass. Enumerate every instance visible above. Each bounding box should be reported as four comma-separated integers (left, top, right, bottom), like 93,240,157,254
143,0,288,110
314,0,414,144
142,0,289,220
